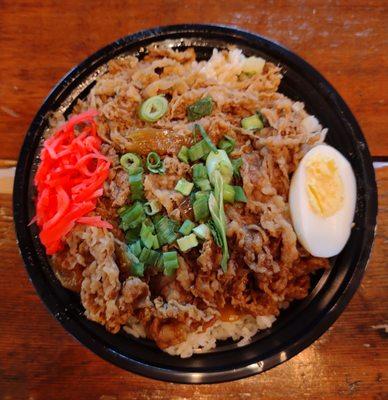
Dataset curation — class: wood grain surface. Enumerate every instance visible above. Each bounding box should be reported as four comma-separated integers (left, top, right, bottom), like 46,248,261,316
0,1,387,399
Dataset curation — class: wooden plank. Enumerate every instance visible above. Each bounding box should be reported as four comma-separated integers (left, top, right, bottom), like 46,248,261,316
0,0,387,160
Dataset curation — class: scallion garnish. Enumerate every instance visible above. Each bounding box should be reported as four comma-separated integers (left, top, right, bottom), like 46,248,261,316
218,136,235,154
223,184,235,204
241,113,263,131
233,186,247,203
206,150,233,185
177,146,189,163
193,223,211,240
195,179,211,191
146,151,164,174
175,178,194,196
177,233,199,253
188,139,211,162
140,219,157,249
208,171,229,272
162,251,179,276
129,240,142,257
187,96,213,121
125,225,141,243
129,171,144,201
155,216,178,245
144,199,162,215
231,157,243,179
194,124,217,153
192,163,208,181
120,153,142,174
139,95,168,122
193,193,210,222
131,262,145,277
120,202,145,230
179,219,196,236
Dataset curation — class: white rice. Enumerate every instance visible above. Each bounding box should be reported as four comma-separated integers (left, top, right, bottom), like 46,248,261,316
124,315,276,358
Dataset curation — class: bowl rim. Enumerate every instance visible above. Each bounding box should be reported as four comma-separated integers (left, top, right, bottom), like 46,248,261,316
13,23,378,384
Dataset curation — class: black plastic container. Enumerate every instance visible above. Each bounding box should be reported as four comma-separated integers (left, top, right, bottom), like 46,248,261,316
13,24,377,383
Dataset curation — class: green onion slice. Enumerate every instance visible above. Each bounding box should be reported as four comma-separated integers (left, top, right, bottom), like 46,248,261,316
120,152,142,174
129,171,144,201
119,202,145,231
146,151,164,174
139,95,168,122
188,139,211,162
177,233,198,253
179,219,196,236
193,223,211,240
223,183,235,204
162,251,179,276
233,186,248,203
155,216,178,245
175,178,194,196
194,124,217,153
177,146,189,163
241,113,263,131
193,193,210,222
187,96,213,121
218,135,235,154
144,199,162,215
231,157,243,179
192,163,208,181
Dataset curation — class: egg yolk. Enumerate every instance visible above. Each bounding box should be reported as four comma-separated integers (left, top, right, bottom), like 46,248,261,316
305,155,344,217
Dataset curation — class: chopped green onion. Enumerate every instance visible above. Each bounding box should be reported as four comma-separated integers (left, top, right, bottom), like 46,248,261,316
175,178,194,196
194,124,217,153
208,220,222,247
162,251,179,276
129,172,144,201
223,184,235,203
139,95,168,122
195,179,211,191
195,191,210,201
144,199,162,215
206,150,233,185
177,233,198,253
155,216,178,245
192,163,208,181
179,219,196,236
193,194,210,222
233,186,247,202
120,202,145,230
125,225,141,243
126,247,144,277
152,235,160,250
120,153,142,174
187,96,213,121
129,240,142,258
140,220,156,249
118,205,129,215
139,247,160,266
131,262,145,277
193,223,211,240
241,113,263,131
146,152,164,174
188,139,211,162
231,157,243,179
218,136,235,154
208,171,229,272
177,146,189,163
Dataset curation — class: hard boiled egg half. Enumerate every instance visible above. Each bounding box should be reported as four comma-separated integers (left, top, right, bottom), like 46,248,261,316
289,144,356,257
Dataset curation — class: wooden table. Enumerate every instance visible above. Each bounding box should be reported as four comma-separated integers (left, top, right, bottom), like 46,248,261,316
0,1,387,399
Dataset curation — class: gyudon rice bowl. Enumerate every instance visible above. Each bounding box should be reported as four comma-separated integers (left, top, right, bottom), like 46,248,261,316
33,44,333,358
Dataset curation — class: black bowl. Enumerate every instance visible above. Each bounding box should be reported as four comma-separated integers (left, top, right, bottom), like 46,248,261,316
13,24,377,383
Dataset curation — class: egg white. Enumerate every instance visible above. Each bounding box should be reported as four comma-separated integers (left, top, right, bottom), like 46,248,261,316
289,144,357,257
